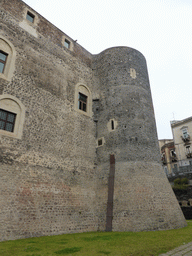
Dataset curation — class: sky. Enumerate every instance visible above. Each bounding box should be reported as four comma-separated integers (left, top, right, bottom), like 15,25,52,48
22,0,192,139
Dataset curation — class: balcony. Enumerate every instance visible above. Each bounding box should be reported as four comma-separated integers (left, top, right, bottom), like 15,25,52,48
171,155,177,162
161,155,166,165
181,134,190,143
186,152,192,158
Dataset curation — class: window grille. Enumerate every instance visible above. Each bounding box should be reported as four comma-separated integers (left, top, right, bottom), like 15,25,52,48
0,109,16,132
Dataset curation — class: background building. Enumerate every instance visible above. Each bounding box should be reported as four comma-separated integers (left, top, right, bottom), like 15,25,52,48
171,117,192,175
159,139,177,175
159,116,192,176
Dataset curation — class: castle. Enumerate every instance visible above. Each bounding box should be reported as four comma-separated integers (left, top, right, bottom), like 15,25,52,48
0,0,186,241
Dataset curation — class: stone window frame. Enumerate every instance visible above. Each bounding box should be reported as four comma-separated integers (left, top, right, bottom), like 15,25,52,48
64,39,70,49
26,11,35,23
130,68,137,79
107,118,118,132
24,8,38,27
97,137,105,147
19,8,39,38
62,36,73,51
0,95,25,139
0,35,16,81
0,50,8,74
74,83,92,117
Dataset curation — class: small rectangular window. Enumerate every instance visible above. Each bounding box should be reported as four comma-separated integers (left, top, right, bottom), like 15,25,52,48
64,39,70,49
78,93,87,112
98,139,103,146
182,128,188,138
26,11,35,23
0,109,16,132
0,51,8,74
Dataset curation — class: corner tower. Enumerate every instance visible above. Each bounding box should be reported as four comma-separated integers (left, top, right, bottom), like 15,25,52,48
93,47,186,231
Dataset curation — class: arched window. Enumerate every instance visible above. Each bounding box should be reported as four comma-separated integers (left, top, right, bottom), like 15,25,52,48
0,95,25,139
0,36,16,81
74,83,92,117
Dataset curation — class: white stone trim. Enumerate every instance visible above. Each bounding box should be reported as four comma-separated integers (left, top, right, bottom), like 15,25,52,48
0,95,26,139
96,137,105,147
19,8,39,38
0,35,16,81
74,83,92,117
62,36,73,51
107,118,118,132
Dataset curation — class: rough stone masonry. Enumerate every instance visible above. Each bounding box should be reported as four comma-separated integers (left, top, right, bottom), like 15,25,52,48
0,0,186,241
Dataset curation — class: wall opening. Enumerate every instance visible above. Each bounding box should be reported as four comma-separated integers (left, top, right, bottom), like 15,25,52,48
0,94,25,139
111,120,114,130
74,83,92,117
26,11,35,23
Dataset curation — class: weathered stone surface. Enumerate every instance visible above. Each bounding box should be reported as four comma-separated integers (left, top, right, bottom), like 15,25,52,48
0,0,186,241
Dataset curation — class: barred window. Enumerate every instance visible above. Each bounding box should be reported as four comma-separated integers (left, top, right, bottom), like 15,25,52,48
0,109,16,132
0,51,8,74
78,93,87,112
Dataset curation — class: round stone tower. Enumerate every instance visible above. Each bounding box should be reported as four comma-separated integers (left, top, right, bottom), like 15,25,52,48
93,47,186,232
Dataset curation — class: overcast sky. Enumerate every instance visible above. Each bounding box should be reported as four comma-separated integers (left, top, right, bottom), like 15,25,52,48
22,0,192,139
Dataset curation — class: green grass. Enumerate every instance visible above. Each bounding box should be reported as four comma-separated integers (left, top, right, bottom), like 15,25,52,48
0,221,192,256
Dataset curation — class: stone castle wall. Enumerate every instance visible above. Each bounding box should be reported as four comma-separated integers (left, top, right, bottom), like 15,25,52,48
0,0,186,241
92,47,186,232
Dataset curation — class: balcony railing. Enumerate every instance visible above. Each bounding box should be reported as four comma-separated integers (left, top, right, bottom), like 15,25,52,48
181,134,190,142
186,152,192,158
171,155,177,162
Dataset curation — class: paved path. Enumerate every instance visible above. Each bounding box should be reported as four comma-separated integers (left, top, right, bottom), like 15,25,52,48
159,242,192,256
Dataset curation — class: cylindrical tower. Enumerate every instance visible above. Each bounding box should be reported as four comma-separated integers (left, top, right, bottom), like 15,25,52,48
93,47,186,232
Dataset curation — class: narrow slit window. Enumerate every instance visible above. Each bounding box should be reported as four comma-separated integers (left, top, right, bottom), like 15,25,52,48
111,120,114,130
78,93,87,112
26,11,35,23
0,109,16,132
0,51,8,74
64,39,70,49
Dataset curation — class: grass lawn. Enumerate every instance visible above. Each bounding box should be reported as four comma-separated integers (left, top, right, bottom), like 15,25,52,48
0,221,192,256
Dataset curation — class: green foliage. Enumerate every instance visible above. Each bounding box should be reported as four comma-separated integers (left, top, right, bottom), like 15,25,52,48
174,178,182,185
181,177,189,185
0,221,192,256
173,178,189,191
